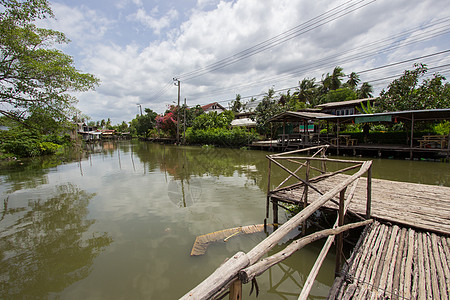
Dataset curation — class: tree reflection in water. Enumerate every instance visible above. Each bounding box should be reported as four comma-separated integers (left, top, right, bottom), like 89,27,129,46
0,184,112,299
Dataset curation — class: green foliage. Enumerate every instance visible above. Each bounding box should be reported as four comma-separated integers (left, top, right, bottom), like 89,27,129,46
320,87,357,104
0,125,69,157
356,101,375,114
192,110,234,130
231,94,242,113
377,63,450,112
185,127,258,147
0,0,99,126
129,108,158,137
434,121,450,136
254,88,286,137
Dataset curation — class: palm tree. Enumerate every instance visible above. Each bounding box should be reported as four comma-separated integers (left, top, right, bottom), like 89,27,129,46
347,72,360,90
357,82,374,98
330,66,345,90
296,78,318,103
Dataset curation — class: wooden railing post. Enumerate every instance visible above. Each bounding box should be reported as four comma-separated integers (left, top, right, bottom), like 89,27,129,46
265,159,272,227
366,165,372,219
335,187,346,276
302,160,310,235
321,148,327,173
229,279,242,300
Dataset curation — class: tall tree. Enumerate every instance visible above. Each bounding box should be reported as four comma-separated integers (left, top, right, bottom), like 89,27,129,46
0,0,99,127
377,64,450,112
296,77,318,104
330,66,345,90
347,72,360,90
357,82,373,98
231,94,242,113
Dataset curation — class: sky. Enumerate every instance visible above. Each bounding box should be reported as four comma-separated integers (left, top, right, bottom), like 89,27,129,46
38,0,450,124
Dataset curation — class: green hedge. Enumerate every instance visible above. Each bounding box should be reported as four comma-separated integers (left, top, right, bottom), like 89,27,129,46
185,127,258,147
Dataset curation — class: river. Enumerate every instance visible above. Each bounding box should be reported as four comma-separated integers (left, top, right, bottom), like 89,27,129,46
0,140,449,299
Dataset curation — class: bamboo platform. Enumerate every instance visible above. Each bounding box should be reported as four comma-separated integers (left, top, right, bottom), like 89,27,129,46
271,174,450,235
329,221,450,299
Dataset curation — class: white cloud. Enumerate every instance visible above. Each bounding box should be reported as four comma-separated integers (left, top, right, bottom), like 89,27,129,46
44,0,450,124
127,7,179,35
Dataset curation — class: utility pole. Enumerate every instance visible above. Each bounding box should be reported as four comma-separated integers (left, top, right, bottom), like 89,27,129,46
183,98,186,144
137,104,142,116
173,78,180,145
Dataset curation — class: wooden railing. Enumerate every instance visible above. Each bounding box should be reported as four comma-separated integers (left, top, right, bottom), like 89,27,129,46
180,146,373,300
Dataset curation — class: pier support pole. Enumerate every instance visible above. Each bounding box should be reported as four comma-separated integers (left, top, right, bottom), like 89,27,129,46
335,187,346,276
302,160,310,236
366,165,372,219
229,279,242,300
265,159,272,228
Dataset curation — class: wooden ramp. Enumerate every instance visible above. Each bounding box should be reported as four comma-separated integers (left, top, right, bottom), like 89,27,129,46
271,174,450,235
329,221,450,299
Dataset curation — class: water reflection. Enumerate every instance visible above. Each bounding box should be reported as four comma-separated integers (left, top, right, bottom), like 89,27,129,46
0,184,112,299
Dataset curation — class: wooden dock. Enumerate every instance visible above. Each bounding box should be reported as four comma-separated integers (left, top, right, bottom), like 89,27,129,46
181,146,449,299
271,174,450,235
329,220,450,299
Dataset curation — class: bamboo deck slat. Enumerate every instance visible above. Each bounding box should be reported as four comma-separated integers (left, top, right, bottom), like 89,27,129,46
329,221,450,299
271,174,450,235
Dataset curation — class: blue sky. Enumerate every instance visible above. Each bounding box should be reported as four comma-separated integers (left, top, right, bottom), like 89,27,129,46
39,0,450,124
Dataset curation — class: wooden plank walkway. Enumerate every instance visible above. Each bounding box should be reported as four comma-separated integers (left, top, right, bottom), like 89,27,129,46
328,221,450,299
271,174,450,235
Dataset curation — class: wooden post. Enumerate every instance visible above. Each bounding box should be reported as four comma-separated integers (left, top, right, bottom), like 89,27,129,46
447,131,450,162
366,165,372,219
410,113,414,159
336,119,340,156
321,148,327,173
229,279,242,300
335,187,346,276
302,160,310,235
265,159,272,224
273,199,278,225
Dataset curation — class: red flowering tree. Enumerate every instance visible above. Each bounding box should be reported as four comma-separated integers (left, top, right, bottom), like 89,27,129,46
156,105,178,137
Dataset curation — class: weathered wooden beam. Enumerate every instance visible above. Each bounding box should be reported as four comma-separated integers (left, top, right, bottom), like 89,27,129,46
239,220,373,283
270,156,364,164
335,187,347,276
270,145,329,157
180,252,249,300
270,163,362,193
268,156,324,196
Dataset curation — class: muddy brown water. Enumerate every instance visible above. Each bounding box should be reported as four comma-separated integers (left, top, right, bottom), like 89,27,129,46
0,140,448,299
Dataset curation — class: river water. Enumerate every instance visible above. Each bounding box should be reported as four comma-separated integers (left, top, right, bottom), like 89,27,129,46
0,140,449,299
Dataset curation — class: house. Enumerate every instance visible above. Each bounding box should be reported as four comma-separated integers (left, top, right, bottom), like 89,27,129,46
316,98,375,116
201,102,226,113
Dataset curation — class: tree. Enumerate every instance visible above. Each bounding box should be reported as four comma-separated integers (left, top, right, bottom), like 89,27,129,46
347,72,360,90
0,0,99,127
377,64,450,112
330,66,345,90
231,94,242,113
254,88,285,137
296,78,318,104
357,82,374,98
321,87,357,104
132,108,157,136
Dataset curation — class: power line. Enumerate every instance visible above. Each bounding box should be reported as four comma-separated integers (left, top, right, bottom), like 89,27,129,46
183,18,450,102
176,0,376,82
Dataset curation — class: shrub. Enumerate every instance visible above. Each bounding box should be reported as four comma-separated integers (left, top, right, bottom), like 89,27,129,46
186,127,258,147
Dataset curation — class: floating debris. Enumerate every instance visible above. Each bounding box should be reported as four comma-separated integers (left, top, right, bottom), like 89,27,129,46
190,224,272,256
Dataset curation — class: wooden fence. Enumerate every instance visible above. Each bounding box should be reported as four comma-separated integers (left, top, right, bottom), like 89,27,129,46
180,146,373,299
